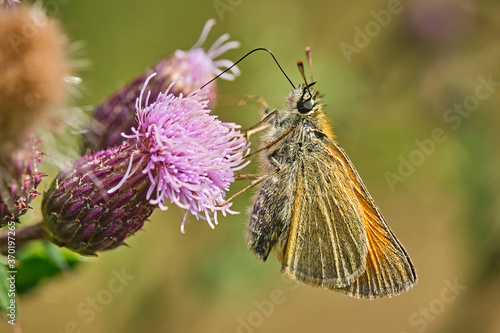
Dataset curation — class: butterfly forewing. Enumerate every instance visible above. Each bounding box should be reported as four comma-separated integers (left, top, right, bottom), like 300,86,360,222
325,138,417,298
277,137,369,288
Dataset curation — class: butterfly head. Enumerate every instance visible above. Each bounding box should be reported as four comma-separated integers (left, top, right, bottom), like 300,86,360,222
287,82,321,116
287,53,322,117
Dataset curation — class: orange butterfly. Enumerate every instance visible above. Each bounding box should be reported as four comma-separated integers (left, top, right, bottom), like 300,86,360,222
245,48,417,299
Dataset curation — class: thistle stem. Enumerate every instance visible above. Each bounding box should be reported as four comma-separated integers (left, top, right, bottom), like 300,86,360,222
0,222,46,255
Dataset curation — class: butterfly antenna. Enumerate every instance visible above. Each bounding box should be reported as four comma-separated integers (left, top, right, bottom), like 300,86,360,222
305,46,314,83
200,47,295,90
297,61,312,97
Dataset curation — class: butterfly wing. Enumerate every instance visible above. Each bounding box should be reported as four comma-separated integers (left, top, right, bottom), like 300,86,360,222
323,135,417,298
279,143,369,288
247,168,297,262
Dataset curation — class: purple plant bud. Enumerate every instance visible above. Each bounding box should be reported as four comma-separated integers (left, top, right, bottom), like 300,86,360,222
42,143,156,255
83,19,240,152
0,135,45,227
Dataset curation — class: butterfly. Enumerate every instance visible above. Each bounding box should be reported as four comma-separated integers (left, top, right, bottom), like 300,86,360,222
245,48,417,299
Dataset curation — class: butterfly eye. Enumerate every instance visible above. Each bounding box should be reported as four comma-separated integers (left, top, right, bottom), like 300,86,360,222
297,98,314,114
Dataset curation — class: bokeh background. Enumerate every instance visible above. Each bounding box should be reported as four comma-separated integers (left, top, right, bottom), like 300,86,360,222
2,0,500,332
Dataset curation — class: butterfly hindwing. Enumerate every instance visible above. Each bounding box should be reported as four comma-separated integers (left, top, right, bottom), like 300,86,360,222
247,167,297,262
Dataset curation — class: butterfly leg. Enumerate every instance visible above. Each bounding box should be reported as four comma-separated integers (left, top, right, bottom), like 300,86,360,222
243,124,269,141
221,126,289,205
235,173,259,181
218,95,274,141
233,95,271,118
216,171,277,207
216,94,269,109
233,171,259,186
219,95,269,110
241,109,279,141
244,121,294,159
234,155,283,182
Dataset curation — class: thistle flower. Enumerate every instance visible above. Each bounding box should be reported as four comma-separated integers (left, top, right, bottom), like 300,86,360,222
0,0,20,9
0,136,45,227
118,74,249,232
83,19,240,152
159,18,240,102
0,4,70,149
42,74,248,254
408,0,472,44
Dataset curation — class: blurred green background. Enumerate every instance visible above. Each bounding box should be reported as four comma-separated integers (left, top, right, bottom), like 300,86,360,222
2,0,500,332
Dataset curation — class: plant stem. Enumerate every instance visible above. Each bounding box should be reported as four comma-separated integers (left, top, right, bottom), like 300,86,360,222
0,222,46,255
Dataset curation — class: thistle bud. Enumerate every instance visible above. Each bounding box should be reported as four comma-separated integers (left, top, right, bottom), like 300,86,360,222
41,143,155,255
0,136,45,227
83,19,240,152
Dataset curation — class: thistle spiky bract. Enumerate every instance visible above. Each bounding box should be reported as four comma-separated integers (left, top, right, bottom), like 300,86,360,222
0,136,45,227
42,143,155,255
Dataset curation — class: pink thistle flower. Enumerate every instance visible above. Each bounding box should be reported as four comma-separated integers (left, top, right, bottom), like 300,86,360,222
111,73,249,232
159,18,240,103
83,19,240,152
0,0,20,9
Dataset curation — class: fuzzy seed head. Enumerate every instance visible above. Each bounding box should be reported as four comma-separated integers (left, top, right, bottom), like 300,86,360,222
0,4,70,149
